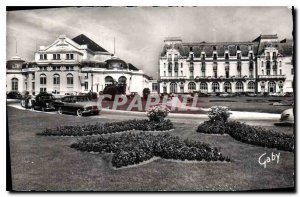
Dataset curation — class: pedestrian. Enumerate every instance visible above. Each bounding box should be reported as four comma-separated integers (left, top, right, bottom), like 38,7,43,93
24,91,30,109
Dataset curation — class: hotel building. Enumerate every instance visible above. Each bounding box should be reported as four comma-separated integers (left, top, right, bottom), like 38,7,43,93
155,34,293,94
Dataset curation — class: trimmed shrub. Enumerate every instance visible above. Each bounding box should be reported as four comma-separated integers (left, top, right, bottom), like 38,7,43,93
146,105,170,122
71,132,230,168
208,106,231,123
37,119,174,136
197,120,294,152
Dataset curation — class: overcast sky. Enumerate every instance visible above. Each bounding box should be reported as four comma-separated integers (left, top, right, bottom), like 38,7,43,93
7,7,293,79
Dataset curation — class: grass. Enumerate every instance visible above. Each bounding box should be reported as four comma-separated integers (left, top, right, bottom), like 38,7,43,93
7,106,294,191
100,96,293,114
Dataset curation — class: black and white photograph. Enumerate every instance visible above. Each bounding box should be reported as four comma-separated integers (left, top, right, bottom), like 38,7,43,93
6,6,295,192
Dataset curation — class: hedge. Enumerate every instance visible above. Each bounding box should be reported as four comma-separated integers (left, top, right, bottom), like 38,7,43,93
37,119,174,136
197,120,294,152
71,132,230,168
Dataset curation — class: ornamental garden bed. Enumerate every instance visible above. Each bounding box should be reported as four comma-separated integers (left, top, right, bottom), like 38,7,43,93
197,106,295,152
37,119,174,136
71,132,230,168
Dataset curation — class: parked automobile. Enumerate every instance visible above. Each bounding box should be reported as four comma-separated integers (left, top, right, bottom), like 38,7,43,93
31,92,56,111
7,91,22,99
274,108,294,126
54,95,100,116
20,95,34,109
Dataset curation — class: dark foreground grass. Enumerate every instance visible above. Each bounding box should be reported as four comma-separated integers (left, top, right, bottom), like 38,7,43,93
7,106,294,191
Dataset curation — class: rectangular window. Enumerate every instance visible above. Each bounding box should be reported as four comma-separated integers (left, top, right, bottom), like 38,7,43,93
84,82,88,90
174,54,178,61
164,71,166,76
32,82,35,92
53,54,56,60
190,71,194,78
181,71,183,76
168,71,172,77
44,54,47,60
57,54,60,59
280,69,282,75
202,71,205,77
261,61,264,68
249,71,253,78
181,63,183,68
40,88,46,93
40,54,43,60
66,54,70,59
70,54,74,59
267,70,270,75
175,71,178,77
180,86,184,93
152,83,158,92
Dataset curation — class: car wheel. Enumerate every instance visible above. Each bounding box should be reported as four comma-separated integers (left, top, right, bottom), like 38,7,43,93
58,107,63,115
76,109,83,117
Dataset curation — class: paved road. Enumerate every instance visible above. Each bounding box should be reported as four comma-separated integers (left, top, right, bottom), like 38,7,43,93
7,102,288,128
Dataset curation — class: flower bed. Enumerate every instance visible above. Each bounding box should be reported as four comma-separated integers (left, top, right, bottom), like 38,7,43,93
197,120,294,152
37,119,174,136
71,132,230,168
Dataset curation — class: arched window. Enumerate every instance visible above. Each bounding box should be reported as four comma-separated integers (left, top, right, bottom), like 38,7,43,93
247,81,255,92
268,81,276,93
188,82,196,92
105,76,114,87
235,81,244,92
212,82,220,92
53,74,60,85
224,82,232,93
170,82,177,93
11,78,18,91
40,74,47,85
200,82,208,93
118,76,127,84
67,73,73,85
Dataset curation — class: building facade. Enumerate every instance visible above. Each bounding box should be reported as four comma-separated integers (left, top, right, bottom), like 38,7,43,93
6,34,150,96
155,34,293,94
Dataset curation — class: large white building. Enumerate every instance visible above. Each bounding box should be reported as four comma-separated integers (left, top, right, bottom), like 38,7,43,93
153,34,293,94
6,34,151,96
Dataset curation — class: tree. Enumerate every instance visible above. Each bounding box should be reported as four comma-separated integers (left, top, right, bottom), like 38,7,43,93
143,88,150,99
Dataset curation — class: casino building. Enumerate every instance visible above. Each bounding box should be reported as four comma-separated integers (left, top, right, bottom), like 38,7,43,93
155,34,293,94
6,34,151,96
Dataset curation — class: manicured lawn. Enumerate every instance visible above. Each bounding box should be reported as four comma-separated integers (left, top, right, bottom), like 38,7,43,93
7,107,294,191
100,96,293,114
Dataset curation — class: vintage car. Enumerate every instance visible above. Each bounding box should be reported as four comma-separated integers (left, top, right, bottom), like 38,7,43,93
274,108,294,126
20,95,34,109
31,92,56,111
54,95,100,116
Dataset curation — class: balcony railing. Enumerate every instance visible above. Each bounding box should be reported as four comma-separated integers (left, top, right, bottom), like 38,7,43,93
258,75,286,80
160,76,188,80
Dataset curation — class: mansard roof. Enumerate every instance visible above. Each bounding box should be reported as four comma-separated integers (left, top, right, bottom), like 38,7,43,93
72,34,108,53
160,35,293,58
